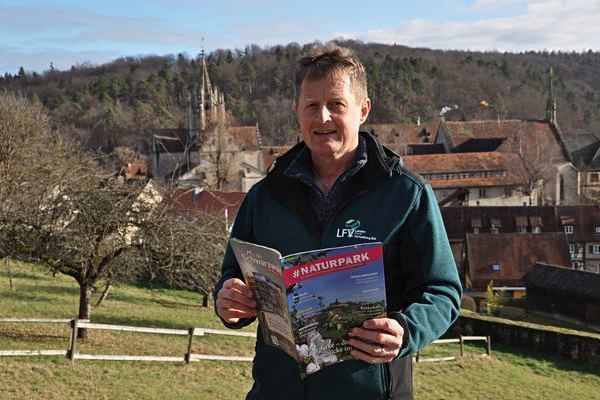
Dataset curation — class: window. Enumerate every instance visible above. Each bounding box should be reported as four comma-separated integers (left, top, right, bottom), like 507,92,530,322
564,225,574,234
478,188,487,198
504,187,512,197
473,227,480,234
593,244,600,254
532,226,541,233
595,226,600,234
569,244,575,254
491,263,501,271
591,173,599,183
518,226,527,233
490,227,499,234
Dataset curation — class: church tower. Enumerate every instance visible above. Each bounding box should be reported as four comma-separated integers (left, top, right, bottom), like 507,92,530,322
546,68,557,124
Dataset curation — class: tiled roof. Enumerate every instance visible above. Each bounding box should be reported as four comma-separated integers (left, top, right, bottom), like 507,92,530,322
440,120,571,162
556,205,600,242
403,152,528,188
153,126,260,154
153,129,197,153
229,126,260,150
563,133,599,168
262,146,292,172
363,122,439,145
167,188,246,221
524,263,600,300
124,162,149,180
466,232,571,289
441,206,559,239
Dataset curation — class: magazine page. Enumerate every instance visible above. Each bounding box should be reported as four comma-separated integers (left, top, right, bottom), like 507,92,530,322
281,242,387,376
229,238,297,361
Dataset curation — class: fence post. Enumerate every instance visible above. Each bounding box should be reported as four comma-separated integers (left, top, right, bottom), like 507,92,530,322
185,327,195,363
415,351,420,363
460,335,464,357
486,336,491,356
68,319,79,364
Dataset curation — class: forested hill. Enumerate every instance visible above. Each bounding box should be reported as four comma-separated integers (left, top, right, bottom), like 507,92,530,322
2,40,599,153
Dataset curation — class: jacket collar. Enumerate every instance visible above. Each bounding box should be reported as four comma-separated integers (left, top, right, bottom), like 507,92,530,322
264,131,403,234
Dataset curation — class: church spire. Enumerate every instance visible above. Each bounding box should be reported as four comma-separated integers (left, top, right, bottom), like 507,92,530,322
199,40,214,132
546,68,557,124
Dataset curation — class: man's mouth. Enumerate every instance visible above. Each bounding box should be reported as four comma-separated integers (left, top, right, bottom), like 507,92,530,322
313,129,337,136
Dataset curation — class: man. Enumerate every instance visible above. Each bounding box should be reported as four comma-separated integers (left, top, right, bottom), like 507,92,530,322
214,44,462,400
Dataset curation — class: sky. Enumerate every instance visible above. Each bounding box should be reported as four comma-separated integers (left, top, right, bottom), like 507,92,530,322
1,0,599,75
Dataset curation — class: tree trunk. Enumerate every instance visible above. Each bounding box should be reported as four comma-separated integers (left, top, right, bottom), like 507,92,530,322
201,292,214,308
78,283,93,339
5,257,13,291
95,283,111,307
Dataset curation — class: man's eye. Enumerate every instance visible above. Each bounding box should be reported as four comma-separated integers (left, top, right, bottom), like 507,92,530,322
329,102,345,111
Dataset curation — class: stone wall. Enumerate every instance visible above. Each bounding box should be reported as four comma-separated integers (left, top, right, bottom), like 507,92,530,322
447,315,600,366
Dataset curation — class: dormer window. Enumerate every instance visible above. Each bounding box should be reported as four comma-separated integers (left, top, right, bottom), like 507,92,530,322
529,216,543,234
471,217,482,234
515,216,527,233
490,218,501,234
560,216,575,235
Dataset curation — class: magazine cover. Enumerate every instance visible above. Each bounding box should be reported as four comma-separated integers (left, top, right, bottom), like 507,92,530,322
281,243,387,376
230,239,387,377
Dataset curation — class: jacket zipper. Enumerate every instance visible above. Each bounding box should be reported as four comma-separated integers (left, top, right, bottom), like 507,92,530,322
383,362,392,399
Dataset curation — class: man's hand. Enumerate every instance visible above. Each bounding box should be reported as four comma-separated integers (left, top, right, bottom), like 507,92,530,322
216,278,258,324
347,318,404,364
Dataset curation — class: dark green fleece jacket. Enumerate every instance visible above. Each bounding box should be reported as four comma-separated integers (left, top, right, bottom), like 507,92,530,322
214,131,462,400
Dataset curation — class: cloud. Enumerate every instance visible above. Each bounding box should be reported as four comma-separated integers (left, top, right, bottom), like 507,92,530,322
342,0,600,51
0,4,223,73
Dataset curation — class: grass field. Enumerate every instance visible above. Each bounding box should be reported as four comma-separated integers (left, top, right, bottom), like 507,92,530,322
1,260,599,400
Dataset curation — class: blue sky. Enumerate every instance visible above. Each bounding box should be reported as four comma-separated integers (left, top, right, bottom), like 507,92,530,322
1,0,598,75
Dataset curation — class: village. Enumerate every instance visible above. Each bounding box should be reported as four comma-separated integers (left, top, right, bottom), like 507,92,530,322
117,56,600,334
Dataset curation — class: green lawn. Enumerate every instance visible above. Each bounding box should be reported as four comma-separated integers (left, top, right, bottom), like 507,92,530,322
1,260,599,400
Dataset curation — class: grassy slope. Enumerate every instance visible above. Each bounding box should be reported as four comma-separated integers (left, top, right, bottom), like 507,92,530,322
1,261,599,400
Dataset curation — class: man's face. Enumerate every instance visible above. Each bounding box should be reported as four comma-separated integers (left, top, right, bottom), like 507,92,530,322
296,73,370,162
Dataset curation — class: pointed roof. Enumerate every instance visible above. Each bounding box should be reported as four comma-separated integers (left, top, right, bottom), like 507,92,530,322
466,232,571,289
439,119,571,162
524,263,600,300
403,152,528,189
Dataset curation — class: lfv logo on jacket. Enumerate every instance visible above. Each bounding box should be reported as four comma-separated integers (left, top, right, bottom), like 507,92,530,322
336,219,377,241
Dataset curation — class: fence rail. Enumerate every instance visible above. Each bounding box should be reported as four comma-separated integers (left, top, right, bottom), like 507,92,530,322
415,335,491,363
1,318,491,364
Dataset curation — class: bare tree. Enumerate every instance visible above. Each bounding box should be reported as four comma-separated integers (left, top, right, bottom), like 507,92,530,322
1,93,229,336
0,93,156,337
138,208,228,303
515,126,561,205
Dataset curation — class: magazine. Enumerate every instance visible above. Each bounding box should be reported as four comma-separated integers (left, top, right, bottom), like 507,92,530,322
229,238,387,377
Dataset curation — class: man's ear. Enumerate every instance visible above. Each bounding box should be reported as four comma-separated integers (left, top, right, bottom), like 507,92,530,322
360,98,371,124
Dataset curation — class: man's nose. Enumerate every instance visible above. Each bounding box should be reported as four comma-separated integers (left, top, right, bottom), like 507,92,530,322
317,105,332,123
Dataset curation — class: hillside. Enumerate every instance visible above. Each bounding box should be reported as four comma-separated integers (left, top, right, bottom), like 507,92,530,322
1,261,599,400
1,40,599,154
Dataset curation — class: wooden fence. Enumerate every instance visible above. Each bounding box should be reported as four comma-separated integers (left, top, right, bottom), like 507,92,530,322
0,318,255,363
1,318,491,364
415,336,491,362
